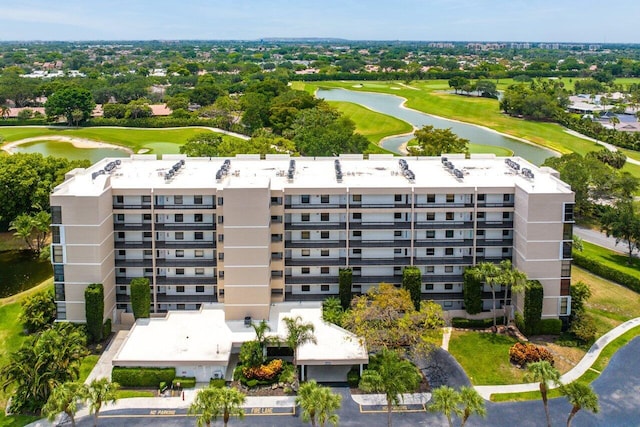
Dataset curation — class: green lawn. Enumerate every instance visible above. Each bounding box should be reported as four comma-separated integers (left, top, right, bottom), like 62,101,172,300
580,241,640,277
447,331,524,385
79,355,100,382
0,126,245,155
0,413,40,427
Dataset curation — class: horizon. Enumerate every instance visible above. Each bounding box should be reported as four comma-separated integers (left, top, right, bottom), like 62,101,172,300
2,0,640,44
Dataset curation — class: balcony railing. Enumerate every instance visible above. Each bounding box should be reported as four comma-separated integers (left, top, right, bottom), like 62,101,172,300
285,240,346,249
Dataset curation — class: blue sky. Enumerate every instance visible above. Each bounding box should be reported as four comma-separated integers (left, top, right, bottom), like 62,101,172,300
1,0,639,43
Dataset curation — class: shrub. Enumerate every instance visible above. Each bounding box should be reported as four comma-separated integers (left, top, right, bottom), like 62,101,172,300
242,358,284,381
239,340,264,368
570,312,597,344
172,377,196,388
210,378,226,388
322,297,344,326
278,362,296,384
103,318,112,338
246,379,259,388
19,289,56,333
523,281,544,336
572,252,640,293
85,283,104,343
462,269,483,315
451,318,494,329
339,268,353,310
537,319,562,335
347,369,360,388
402,266,422,311
130,277,151,319
509,342,554,367
111,367,176,387
515,312,525,333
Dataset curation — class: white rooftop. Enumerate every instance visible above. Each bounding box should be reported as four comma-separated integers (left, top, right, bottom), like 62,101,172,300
54,154,572,197
113,303,368,367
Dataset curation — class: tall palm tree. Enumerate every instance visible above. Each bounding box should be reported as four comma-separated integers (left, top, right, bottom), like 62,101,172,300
359,349,421,427
283,315,317,377
459,386,486,427
190,386,246,427
609,115,620,130
85,378,119,427
525,361,561,427
0,104,9,119
561,382,599,427
9,213,36,251
429,386,462,427
498,260,528,324
42,381,87,427
468,262,502,327
296,380,341,427
251,319,277,360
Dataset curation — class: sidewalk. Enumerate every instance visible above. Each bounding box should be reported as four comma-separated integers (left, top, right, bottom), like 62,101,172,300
475,316,640,399
84,329,129,384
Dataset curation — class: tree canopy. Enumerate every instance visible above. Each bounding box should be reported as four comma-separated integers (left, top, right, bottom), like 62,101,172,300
44,87,95,125
407,125,469,157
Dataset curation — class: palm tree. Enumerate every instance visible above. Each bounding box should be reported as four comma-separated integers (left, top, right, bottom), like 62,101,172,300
498,260,528,324
359,349,422,427
9,213,36,251
251,319,277,360
429,386,462,427
296,380,341,427
459,386,486,427
525,361,561,427
85,378,119,427
42,381,87,427
0,105,9,119
283,315,317,378
189,386,246,427
561,382,599,427
468,262,502,327
609,115,620,130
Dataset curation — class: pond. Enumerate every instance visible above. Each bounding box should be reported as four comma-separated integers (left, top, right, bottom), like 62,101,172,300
10,140,129,163
0,250,52,298
316,88,557,165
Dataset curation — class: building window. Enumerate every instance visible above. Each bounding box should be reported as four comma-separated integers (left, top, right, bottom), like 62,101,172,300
562,242,573,259
426,266,434,273
116,214,124,222
446,212,454,221
301,285,310,291
321,267,330,274
563,223,573,240
119,268,126,274
427,194,435,203
394,248,402,254
174,196,183,205
478,194,486,201
445,283,453,290
53,264,65,282
561,260,571,277
196,285,205,292
503,212,510,219
352,194,361,202
426,212,435,221
321,250,329,256
301,214,310,222
321,195,329,203
426,230,436,238
444,301,453,308
445,248,454,256
195,268,205,276
144,249,152,257
175,232,184,240
564,203,575,222
559,296,570,316
352,212,361,220
52,226,60,244
217,197,224,206
51,206,62,224
476,229,485,236
195,232,203,240
321,213,329,221
503,194,511,202
394,230,402,237
446,194,455,203
115,195,124,204
194,195,203,204
394,212,402,219
426,248,435,256
394,194,402,202
219,271,224,279
176,285,185,292
195,250,204,258
218,216,224,224
218,234,224,242
302,249,310,257
321,231,330,239
445,230,454,238
321,285,330,291
301,268,310,275
176,250,184,258
301,195,310,204
118,250,126,256
503,230,510,236
425,284,434,290
176,269,185,275
353,249,361,255
301,231,310,240
118,232,125,239
502,247,510,254
352,230,361,237
445,266,454,273
143,213,151,221
195,214,203,223
175,214,183,223
477,212,485,219
218,252,224,261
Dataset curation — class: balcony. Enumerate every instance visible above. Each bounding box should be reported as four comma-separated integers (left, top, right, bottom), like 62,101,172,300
476,239,513,247
414,256,474,265
115,259,153,268
155,259,216,267
154,204,215,210
351,275,402,284
155,223,216,231
115,241,153,249
285,275,337,284
349,239,411,248
476,221,513,229
156,276,217,285
349,222,411,230
284,292,328,302
349,203,412,209
414,221,474,230
285,240,346,249
477,202,515,208
414,239,474,247
286,222,346,231
285,257,347,267
155,241,215,249
414,202,474,209
113,223,152,231
117,293,218,303
423,274,464,283
349,257,411,266
285,204,347,209
113,203,152,210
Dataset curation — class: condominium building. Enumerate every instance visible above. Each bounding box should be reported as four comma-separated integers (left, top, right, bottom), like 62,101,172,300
50,153,575,324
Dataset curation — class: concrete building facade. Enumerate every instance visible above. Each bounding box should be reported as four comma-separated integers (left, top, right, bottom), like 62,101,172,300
50,154,575,324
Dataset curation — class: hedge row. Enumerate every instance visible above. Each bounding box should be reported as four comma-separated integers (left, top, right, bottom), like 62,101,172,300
537,319,563,335
84,283,104,343
572,252,640,293
172,377,196,389
451,318,494,329
112,367,176,387
523,281,544,336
